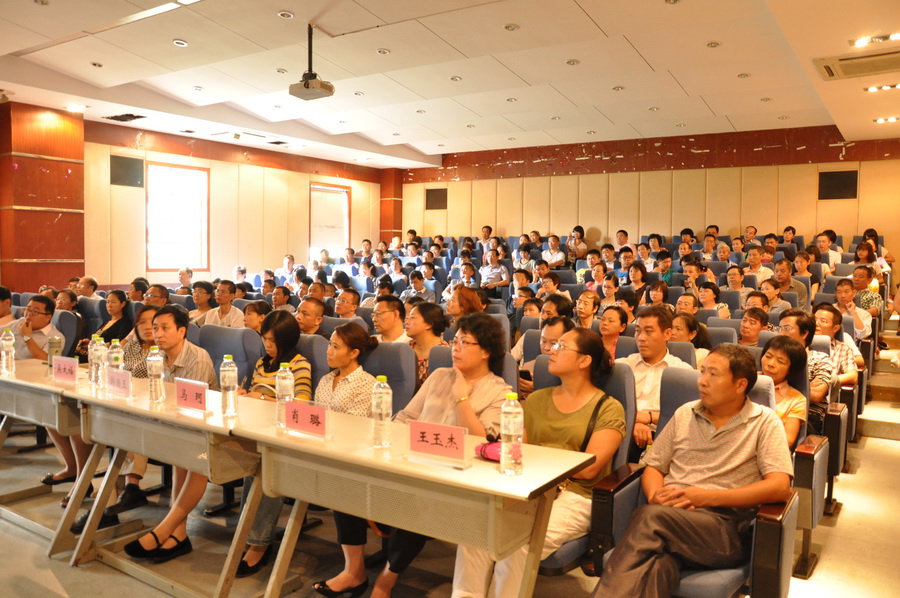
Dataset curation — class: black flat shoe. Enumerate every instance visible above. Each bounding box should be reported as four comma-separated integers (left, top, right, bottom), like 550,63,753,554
313,578,368,598
124,530,164,559
150,536,192,564
41,473,76,486
235,544,273,578
70,510,119,534
60,484,93,509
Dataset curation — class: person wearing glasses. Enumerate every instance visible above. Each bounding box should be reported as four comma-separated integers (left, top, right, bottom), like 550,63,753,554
143,283,171,308
372,295,410,343
200,280,243,328
519,316,574,399
316,313,510,598
188,281,215,322
453,327,626,597
335,289,361,319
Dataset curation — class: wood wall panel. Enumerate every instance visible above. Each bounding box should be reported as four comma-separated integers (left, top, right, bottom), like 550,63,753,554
522,177,551,237
7,103,84,160
578,173,609,248
401,183,425,236
2,211,84,257
109,185,145,283
550,176,579,239
423,209,447,237
471,179,497,236
495,178,522,238
639,171,673,240
447,181,472,237
6,157,83,210
776,164,818,241
858,160,900,253
83,143,110,282
817,199,858,242
705,168,742,239
741,166,779,237
608,173,640,243
286,171,311,265
209,161,239,277
263,169,290,272
672,169,706,238
237,164,265,274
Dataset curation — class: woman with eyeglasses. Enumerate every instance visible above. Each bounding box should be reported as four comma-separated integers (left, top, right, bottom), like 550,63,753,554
761,335,808,448
599,272,620,308
315,313,510,598
453,327,625,596
405,302,450,390
189,281,216,322
234,311,311,576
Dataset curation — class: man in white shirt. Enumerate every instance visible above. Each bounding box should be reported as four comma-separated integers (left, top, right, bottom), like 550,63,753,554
372,296,411,343
274,254,295,279
272,286,296,314
232,265,247,284
816,233,843,274
541,235,566,269
0,286,15,328
478,225,493,255
478,249,510,298
399,271,436,303
616,229,637,256
203,280,244,327
743,246,774,281
75,276,104,300
744,225,761,246
177,267,193,289
335,248,359,277
833,279,871,340
618,305,692,450
10,296,64,360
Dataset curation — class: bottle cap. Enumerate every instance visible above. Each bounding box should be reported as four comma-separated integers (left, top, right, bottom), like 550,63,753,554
224,354,233,360
150,345,159,351
112,339,119,343
506,392,519,400
280,362,290,368
3,328,10,332
376,375,387,382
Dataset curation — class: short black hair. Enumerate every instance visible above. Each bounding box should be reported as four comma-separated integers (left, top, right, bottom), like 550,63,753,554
28,294,56,316
409,270,424,282
376,294,405,319
762,335,808,380
131,280,149,295
746,290,769,307
543,294,573,318
614,288,639,311
709,344,757,393
260,311,301,362
148,284,171,302
154,304,189,331
813,302,842,329
743,306,769,326
0,286,10,302
410,301,448,335
780,308,816,347
456,312,506,376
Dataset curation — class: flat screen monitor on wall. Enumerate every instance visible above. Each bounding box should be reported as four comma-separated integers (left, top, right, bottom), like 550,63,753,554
818,170,858,200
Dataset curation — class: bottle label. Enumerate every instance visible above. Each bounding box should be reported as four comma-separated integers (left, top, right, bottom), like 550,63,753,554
107,368,133,398
409,421,467,462
284,400,327,438
175,378,209,411
52,355,78,385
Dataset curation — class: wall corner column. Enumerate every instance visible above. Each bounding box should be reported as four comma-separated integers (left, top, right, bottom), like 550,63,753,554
379,168,403,243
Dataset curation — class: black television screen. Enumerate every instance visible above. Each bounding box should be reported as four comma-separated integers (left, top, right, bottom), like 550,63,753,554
425,188,448,210
818,170,857,200
110,155,145,188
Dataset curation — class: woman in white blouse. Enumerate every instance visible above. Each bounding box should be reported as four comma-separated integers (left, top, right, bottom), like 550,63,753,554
315,313,510,598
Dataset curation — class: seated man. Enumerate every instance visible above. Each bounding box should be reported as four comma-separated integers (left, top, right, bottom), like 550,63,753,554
541,235,566,268
833,279,871,340
596,345,793,597
261,279,276,296
772,258,808,311
601,244,618,271
744,224,761,246
815,232,842,274
851,265,883,318
814,303,858,389
272,285,296,314
745,291,779,332
517,316,572,399
10,295,64,360
616,229,637,255
615,288,639,324
75,276,104,299
295,297,328,338
335,289,360,319
201,280,244,327
699,234,717,261
743,246,774,281
232,265,247,284
0,285,14,328
738,307,768,347
616,247,635,286
478,249,510,298
443,263,479,299
653,250,674,285
399,271,436,303
674,293,699,317
779,308,832,434
274,254,295,279
618,306,692,452
372,295,410,343
360,278,395,309
143,284,171,308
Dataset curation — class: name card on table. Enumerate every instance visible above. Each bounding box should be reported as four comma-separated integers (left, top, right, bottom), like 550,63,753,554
409,421,467,467
52,356,78,385
175,378,208,411
285,400,327,438
106,368,132,398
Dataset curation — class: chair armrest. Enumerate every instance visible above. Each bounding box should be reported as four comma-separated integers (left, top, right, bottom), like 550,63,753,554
593,463,643,493
589,464,645,572
751,490,798,598
823,402,848,477
794,434,828,458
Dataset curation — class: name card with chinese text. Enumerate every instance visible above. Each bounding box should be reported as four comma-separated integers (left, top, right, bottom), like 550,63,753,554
175,378,208,411
52,356,78,385
409,421,467,467
106,368,132,398
285,400,327,438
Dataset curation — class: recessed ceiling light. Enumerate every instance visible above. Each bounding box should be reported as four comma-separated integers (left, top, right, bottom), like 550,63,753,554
612,85,625,91
34,0,50,5
867,86,878,92
437,144,445,147
665,0,680,4
882,85,892,90
707,41,721,48
338,120,347,124
550,116,561,120
172,39,188,47
778,115,790,120
676,123,686,127
466,124,475,128
273,105,281,109
65,104,86,112
737,73,750,79
506,97,517,102
376,48,390,55
566,59,581,66
90,62,103,68
416,109,426,114
876,118,886,123
586,130,596,135
890,117,898,122
760,97,771,102
508,137,516,141
449,75,462,82
193,86,203,92
392,132,401,136
850,33,900,46
275,68,287,74
648,106,660,111
277,11,293,19
504,23,519,32
353,91,365,96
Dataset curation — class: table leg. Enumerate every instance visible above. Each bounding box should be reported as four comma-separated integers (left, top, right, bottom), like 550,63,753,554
70,446,126,565
213,475,263,598
517,488,556,598
263,497,308,598
48,442,107,556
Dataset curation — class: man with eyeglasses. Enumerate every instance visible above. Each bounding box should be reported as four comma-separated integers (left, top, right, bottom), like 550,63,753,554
335,289,360,319
143,284,170,308
372,296,410,343
9,296,63,360
272,285,296,314
813,304,858,389
518,316,573,398
203,280,244,328
778,308,832,434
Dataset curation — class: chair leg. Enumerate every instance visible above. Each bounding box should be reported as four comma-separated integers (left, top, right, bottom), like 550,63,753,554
824,475,842,517
15,425,53,453
792,528,819,579
142,462,173,497
204,480,242,516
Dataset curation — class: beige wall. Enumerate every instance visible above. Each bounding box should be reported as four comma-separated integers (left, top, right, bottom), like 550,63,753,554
84,142,380,285
402,161,900,251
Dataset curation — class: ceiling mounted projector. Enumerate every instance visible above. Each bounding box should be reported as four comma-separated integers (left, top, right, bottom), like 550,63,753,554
289,24,334,101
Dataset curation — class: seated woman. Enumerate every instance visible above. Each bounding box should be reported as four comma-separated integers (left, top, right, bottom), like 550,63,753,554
761,335,809,448
628,262,649,304
96,289,133,343
55,289,87,357
599,305,627,363
584,263,606,290
792,251,820,297
535,271,570,301
671,313,712,368
189,281,215,322
647,280,675,313
760,278,792,313
388,258,408,284
513,244,535,272
453,327,625,597
720,265,754,308
566,225,588,264
697,281,731,319
405,302,449,391
242,300,272,333
315,313,511,598
445,286,482,324
598,272,620,308
235,311,311,575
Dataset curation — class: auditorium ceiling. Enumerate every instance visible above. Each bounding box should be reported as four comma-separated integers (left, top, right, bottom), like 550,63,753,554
1,0,897,168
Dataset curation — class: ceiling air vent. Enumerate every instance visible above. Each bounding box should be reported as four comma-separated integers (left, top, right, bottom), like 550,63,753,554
268,140,288,145
814,50,900,80
102,113,146,122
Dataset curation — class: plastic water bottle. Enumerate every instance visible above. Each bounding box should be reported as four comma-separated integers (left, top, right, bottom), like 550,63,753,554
0,328,15,378
371,375,392,449
275,362,293,430
94,338,108,389
107,339,124,370
147,346,165,403
220,354,238,418
500,392,524,475
88,335,103,386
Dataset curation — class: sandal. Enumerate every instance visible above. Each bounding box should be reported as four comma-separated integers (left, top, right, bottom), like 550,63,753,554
60,484,92,509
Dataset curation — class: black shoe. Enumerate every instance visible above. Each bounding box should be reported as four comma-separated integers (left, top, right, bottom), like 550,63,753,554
150,535,192,564
70,510,120,534
60,484,93,509
235,544,274,578
41,473,76,486
124,530,164,559
364,548,387,568
312,579,368,598
105,483,148,516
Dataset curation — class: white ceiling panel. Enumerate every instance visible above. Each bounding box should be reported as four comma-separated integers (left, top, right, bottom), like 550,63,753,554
552,71,689,108
494,37,654,86
454,85,575,117
313,20,466,77
629,115,736,139
0,18,50,56
545,123,643,145
727,108,835,133
368,97,479,128
424,114,521,139
408,137,486,156
671,58,810,96
419,0,604,58
503,106,610,131
300,108,398,136
315,73,424,111
468,130,560,151
702,85,826,117
598,96,715,126
230,91,336,123
578,0,768,37
355,0,496,24
359,124,445,146
210,45,355,94
0,0,152,40
141,66,264,107
384,55,526,100
24,36,171,89
95,7,265,71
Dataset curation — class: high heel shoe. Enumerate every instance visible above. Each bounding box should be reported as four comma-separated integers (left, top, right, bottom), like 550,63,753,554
124,530,164,559
235,544,273,578
313,578,368,597
151,535,193,564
